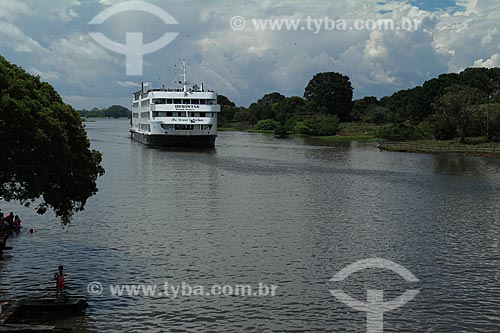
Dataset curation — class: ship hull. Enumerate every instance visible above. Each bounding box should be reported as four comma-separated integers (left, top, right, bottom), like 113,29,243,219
131,131,216,148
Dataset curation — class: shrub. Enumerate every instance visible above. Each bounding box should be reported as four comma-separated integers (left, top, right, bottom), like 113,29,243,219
292,114,339,136
254,119,280,131
377,123,415,141
292,121,311,135
274,125,289,137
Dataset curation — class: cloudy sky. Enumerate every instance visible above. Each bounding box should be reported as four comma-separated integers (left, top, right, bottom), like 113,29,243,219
0,0,499,109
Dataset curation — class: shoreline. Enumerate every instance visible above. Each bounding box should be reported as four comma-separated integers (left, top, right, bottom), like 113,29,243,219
219,127,500,157
379,141,500,157
218,128,379,142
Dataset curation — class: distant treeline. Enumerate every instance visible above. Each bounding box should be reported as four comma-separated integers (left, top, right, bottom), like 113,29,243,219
78,105,131,118
218,72,353,136
219,67,500,142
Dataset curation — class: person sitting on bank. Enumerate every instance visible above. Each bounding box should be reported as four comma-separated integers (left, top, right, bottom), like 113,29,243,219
54,265,65,298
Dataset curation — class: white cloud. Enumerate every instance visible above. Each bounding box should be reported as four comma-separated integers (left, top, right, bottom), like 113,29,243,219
453,0,480,15
117,80,141,88
189,0,446,99
0,1,32,22
435,0,500,71
28,67,61,80
473,54,500,68
0,22,48,54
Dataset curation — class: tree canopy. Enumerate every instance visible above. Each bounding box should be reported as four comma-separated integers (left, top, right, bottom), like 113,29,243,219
218,66,500,142
437,85,484,143
304,72,353,121
0,55,104,224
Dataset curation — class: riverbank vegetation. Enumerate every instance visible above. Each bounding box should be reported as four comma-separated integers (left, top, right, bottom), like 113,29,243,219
219,67,500,147
0,55,104,223
77,105,130,119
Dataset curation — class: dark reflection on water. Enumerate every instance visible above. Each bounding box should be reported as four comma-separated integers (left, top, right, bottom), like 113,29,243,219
1,119,500,332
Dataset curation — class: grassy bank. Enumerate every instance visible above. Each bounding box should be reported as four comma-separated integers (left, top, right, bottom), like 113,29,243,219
311,135,379,142
219,122,383,141
379,138,500,156
313,123,381,142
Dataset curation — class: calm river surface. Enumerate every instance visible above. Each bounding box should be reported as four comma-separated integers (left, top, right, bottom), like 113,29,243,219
1,118,499,332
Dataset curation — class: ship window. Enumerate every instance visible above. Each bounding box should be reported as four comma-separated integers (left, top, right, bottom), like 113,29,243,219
192,99,199,105
167,99,173,104
174,99,181,104
183,99,190,104
153,112,158,117
199,99,206,105
200,112,205,117
167,112,172,117
174,124,195,130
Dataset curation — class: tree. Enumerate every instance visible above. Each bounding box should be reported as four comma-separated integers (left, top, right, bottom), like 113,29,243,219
304,72,353,121
0,55,104,224
352,96,390,124
257,92,286,105
217,94,237,125
437,85,484,143
217,94,235,108
486,107,500,141
247,102,267,124
247,92,287,122
272,96,306,124
105,105,130,118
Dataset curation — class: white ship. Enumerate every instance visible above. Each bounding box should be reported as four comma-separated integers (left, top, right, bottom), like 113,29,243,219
130,61,220,148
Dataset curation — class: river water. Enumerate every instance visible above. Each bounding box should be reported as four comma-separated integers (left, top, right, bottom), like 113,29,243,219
1,119,499,332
